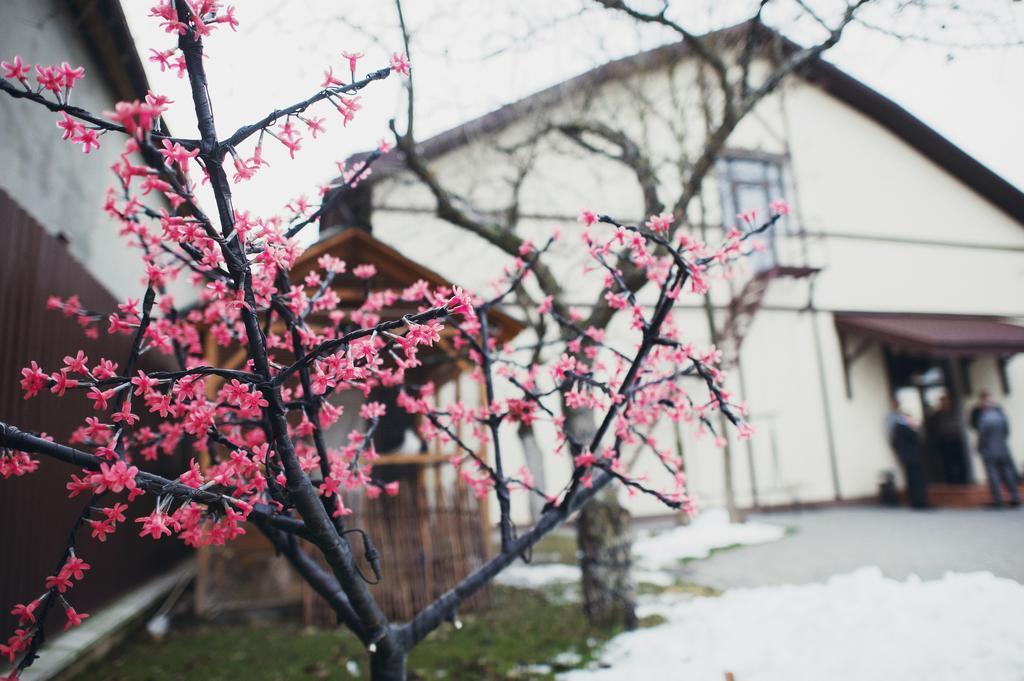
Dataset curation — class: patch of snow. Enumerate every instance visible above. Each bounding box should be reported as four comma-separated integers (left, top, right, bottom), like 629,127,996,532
496,563,581,588
633,569,674,587
633,508,786,569
497,509,784,589
553,650,583,667
517,663,553,675
495,564,675,589
559,567,1024,681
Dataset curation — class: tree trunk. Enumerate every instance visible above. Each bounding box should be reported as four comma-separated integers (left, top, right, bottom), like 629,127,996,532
370,650,407,681
577,485,638,629
518,422,548,522
718,411,743,522
565,405,638,629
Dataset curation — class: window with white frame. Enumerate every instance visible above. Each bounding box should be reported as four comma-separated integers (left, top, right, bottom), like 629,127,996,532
716,154,789,273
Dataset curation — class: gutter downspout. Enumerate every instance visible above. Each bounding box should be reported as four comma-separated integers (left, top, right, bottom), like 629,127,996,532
808,277,842,501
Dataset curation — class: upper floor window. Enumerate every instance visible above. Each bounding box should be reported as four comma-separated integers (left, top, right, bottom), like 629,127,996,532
716,154,789,273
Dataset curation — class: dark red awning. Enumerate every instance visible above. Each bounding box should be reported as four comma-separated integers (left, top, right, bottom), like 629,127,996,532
835,313,1024,357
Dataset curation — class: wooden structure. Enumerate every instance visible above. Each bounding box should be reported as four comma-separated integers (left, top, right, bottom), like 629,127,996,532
0,190,190,636
195,226,523,620
914,483,1024,508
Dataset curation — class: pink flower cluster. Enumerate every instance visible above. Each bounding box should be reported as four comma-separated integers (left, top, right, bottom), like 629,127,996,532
149,0,238,37
2,58,84,97
2,552,93,665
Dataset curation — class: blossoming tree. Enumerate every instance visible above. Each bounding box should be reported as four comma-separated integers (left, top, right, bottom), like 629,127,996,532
0,2,781,679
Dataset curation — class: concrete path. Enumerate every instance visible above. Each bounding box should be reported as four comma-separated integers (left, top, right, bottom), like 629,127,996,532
677,507,1024,589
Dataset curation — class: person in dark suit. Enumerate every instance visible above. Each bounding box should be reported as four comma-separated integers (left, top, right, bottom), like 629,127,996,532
886,397,930,509
970,390,1020,508
926,394,968,484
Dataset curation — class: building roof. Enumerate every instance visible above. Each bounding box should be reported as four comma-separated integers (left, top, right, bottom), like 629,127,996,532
355,22,1024,225
66,0,153,101
294,227,525,345
835,312,1024,357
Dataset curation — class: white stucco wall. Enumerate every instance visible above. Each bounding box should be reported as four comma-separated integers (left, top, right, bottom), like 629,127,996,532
784,80,1024,316
363,53,1024,522
0,0,145,300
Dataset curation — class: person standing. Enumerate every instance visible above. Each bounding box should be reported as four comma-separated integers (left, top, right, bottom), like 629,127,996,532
970,390,1020,508
886,397,930,509
926,394,968,484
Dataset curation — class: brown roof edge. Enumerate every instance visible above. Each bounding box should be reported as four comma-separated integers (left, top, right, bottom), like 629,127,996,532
834,311,1024,356
351,21,1024,226
64,0,152,102
801,58,1024,225
295,227,526,343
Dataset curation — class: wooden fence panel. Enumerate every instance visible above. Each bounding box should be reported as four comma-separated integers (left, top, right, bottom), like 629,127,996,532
0,189,189,636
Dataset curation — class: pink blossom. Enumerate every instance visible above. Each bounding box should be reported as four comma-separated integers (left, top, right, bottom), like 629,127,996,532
49,370,78,396
10,601,38,626
360,401,386,419
218,6,239,31
389,53,411,77
353,264,376,280
321,66,343,88
58,62,85,89
63,350,89,374
149,48,176,72
0,452,38,479
304,116,326,138
35,65,62,94
56,113,82,140
736,209,757,226
341,50,364,79
158,139,199,169
91,460,139,494
645,212,674,233
137,510,174,539
1,56,30,82
19,362,48,399
63,607,89,631
770,198,791,216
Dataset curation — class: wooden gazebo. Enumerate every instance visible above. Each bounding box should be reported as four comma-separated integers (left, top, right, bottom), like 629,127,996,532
196,226,523,622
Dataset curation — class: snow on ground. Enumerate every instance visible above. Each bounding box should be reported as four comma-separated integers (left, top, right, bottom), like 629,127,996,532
632,508,786,569
497,563,581,589
496,508,786,589
559,566,1024,681
496,563,674,589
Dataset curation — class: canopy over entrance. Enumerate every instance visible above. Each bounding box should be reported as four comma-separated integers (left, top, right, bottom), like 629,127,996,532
835,312,1024,358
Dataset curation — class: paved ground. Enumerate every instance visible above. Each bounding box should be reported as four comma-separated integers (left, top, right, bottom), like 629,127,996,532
676,507,1024,589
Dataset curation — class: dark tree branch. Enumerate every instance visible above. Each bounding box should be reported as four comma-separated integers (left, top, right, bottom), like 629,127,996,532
0,79,198,147
0,423,309,538
218,68,393,156
172,0,399,657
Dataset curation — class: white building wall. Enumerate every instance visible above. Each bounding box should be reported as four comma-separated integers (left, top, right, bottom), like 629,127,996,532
0,0,145,300
368,55,1024,522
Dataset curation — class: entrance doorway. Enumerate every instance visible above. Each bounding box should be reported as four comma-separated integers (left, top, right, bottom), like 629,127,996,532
885,351,972,485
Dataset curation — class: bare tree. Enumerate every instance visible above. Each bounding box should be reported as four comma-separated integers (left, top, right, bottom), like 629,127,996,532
369,0,1022,628
0,2,776,679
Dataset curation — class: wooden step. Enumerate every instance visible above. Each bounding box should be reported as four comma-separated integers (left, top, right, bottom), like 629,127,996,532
904,484,1024,508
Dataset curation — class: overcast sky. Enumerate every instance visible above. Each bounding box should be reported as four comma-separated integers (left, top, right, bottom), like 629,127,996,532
122,1,1024,223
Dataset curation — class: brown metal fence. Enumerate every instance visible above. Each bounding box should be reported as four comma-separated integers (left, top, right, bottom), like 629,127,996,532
0,189,190,637
304,477,492,626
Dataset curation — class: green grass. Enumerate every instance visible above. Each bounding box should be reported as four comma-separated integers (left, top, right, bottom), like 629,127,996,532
72,525,740,680
637,580,721,598
515,532,578,565
71,586,624,681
